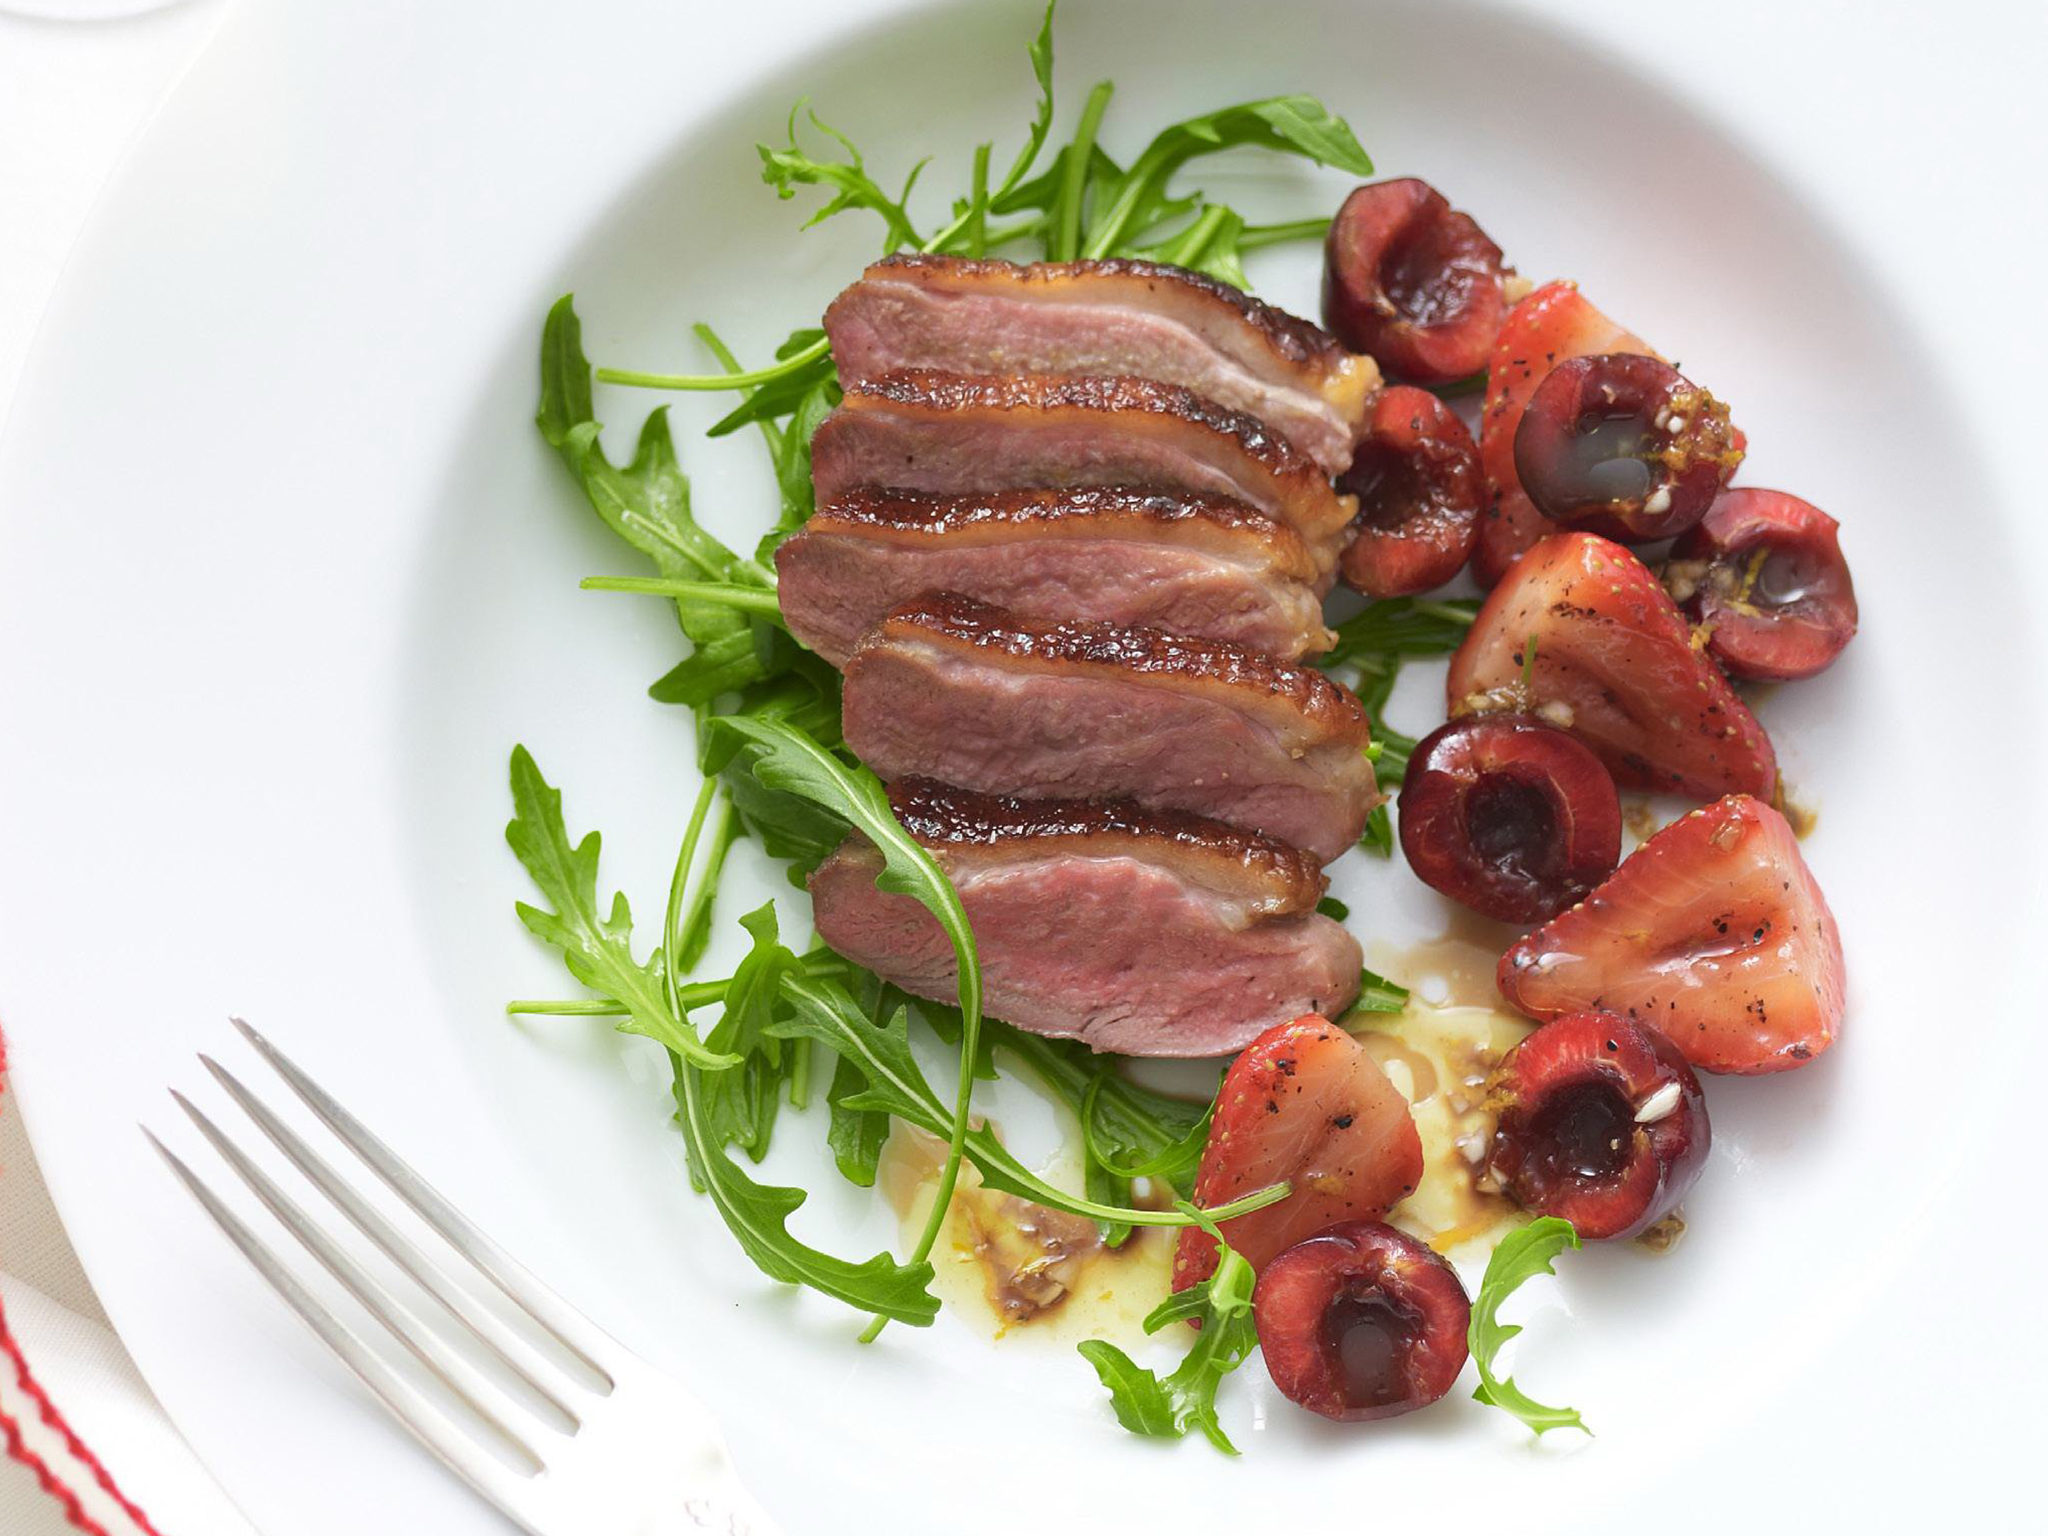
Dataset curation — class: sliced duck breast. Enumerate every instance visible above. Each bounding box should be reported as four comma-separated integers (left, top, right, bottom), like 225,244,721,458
824,252,1378,473
840,595,1378,864
809,370,1357,573
775,486,1332,667
809,779,1364,1056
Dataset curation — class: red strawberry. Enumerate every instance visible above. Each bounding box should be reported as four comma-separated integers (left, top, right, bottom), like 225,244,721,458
1174,1015,1422,1292
1446,530,1777,799
1498,795,1844,1074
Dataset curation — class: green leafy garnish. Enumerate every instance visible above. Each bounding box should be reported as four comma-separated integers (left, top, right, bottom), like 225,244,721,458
1324,597,1482,815
771,970,1282,1235
703,715,981,1338
1354,966,1410,1015
1358,801,1395,858
1469,1216,1591,1435
1079,95,1372,260
1316,896,1351,921
507,750,938,1324
505,747,735,1072
991,1025,1213,1244
1078,1223,1261,1454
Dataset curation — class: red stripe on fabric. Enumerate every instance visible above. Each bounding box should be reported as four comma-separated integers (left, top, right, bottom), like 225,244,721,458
0,1022,166,1536
0,1296,115,1536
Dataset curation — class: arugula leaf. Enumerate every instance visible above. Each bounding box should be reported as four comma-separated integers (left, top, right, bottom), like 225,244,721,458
824,970,896,1186
770,972,1281,1234
1469,1216,1591,1435
1358,800,1395,857
1326,596,1480,669
1048,80,1116,260
1425,368,1489,399
669,1058,938,1323
1078,1232,1260,1453
657,858,935,1322
989,1025,1213,1242
994,0,1059,201
685,901,796,1168
505,747,736,1071
826,1050,889,1185
1136,203,1248,288
536,298,756,606
537,296,790,713
1082,96,1372,259
760,101,925,252
1354,966,1410,1014
703,716,981,1337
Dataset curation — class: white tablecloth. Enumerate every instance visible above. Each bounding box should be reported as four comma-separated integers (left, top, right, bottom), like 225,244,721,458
1,6,261,1530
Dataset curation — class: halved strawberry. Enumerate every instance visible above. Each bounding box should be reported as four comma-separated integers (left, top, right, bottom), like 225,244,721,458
1473,282,1745,586
1497,795,1844,1074
1173,1015,1423,1292
1446,530,1777,799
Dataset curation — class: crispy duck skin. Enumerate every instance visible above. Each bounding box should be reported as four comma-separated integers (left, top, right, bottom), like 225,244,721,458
823,252,1379,473
809,370,1358,573
839,595,1378,864
808,780,1362,1057
774,486,1333,667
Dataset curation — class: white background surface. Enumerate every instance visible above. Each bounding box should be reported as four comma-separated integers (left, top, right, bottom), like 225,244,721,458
1,3,2045,1534
0,11,258,1534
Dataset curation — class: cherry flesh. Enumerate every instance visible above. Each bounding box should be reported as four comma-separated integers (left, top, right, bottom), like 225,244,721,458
1488,1011,1709,1240
1337,385,1482,597
1667,488,1857,681
1398,714,1622,924
1323,179,1508,384
1252,1220,1471,1423
1513,353,1742,542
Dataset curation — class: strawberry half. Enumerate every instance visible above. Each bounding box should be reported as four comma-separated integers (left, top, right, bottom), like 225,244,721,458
1446,530,1778,799
1173,1014,1422,1292
1498,795,1845,1074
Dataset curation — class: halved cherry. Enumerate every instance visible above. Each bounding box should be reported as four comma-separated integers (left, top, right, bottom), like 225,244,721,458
1323,179,1509,384
1253,1221,1471,1422
1475,284,1654,586
1398,715,1621,923
1667,489,1857,681
1513,354,1742,542
1337,385,1482,596
1487,1012,1708,1241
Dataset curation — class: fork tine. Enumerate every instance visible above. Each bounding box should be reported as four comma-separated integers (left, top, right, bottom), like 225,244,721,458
168,1091,546,1474
230,1017,614,1380
143,1128,540,1530
199,1053,583,1427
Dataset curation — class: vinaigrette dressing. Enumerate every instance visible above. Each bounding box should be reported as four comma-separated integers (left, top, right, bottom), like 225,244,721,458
880,1125,1171,1346
881,922,1608,1337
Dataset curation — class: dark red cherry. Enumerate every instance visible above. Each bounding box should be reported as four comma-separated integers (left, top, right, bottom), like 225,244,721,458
1252,1221,1471,1423
1513,354,1742,541
1398,715,1621,924
1337,385,1481,597
1667,488,1857,681
1323,179,1509,384
1488,1012,1709,1241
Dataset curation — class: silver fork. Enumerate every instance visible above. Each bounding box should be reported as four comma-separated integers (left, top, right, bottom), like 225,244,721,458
146,1018,779,1536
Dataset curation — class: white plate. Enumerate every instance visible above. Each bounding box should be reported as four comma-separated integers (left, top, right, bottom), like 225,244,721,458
2,0,2043,1531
